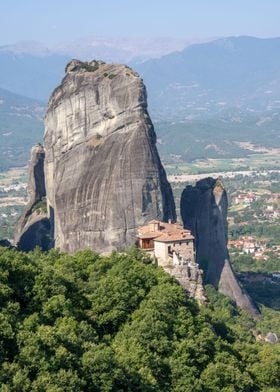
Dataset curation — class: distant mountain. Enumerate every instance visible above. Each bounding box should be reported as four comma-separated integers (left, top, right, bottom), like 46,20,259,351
1,36,280,169
52,36,213,63
135,36,280,119
0,37,213,101
2,36,280,112
0,50,70,101
0,88,45,170
131,36,280,161
1,37,213,62
0,41,51,56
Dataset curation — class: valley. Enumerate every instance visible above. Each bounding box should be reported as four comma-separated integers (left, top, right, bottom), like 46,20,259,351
1,155,279,263
166,154,280,178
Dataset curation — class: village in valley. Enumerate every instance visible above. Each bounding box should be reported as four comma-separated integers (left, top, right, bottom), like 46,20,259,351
228,189,280,263
0,168,27,241
0,157,279,291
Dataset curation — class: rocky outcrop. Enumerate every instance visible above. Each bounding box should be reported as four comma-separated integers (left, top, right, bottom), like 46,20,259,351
165,258,206,305
180,177,259,317
255,332,279,344
41,60,175,253
14,144,52,251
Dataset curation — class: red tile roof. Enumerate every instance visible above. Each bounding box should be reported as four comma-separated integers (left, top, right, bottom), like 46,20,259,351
138,221,194,242
155,232,194,242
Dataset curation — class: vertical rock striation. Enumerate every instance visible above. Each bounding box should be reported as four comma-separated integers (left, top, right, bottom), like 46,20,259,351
14,144,52,251
180,177,259,317
43,60,176,253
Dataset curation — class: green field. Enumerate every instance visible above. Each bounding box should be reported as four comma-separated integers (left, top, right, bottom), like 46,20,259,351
165,154,280,175
155,112,280,164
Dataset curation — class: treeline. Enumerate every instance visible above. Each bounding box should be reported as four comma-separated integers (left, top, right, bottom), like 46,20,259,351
229,223,280,242
0,246,279,391
231,253,280,274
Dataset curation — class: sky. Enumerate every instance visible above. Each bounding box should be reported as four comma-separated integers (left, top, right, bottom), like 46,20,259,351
1,0,280,46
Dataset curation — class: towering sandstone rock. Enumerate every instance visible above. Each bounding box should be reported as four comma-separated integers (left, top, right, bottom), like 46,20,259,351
21,59,176,253
181,177,259,317
14,144,52,251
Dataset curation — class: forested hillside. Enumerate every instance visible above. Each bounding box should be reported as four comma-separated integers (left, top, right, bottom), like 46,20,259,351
0,246,279,391
0,88,45,171
136,36,280,119
156,113,280,163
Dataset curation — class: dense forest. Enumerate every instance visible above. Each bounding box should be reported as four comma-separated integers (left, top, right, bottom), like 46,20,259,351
0,246,279,391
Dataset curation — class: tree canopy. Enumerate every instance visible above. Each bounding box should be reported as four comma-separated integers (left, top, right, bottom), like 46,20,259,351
0,246,279,391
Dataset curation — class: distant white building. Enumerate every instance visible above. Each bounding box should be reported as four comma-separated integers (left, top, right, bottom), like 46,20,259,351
243,242,256,254
234,193,258,204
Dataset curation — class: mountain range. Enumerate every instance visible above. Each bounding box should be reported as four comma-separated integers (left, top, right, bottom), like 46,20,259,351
0,36,212,101
136,36,280,119
0,36,280,168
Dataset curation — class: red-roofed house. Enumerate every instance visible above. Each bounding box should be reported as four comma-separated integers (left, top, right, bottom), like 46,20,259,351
137,220,195,267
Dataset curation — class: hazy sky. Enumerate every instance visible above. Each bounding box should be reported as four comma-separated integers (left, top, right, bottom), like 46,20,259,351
1,0,280,45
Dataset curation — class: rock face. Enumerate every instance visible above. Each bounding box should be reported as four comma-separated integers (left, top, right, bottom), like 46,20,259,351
14,144,52,251
165,261,206,305
42,60,176,253
180,177,259,317
256,331,279,344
